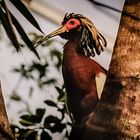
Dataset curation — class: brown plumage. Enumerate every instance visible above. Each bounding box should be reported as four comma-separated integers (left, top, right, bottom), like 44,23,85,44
35,13,107,123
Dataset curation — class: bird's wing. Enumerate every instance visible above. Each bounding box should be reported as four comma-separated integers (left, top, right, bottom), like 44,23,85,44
95,72,106,99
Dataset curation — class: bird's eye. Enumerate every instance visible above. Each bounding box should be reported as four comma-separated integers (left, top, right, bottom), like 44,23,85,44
69,20,75,25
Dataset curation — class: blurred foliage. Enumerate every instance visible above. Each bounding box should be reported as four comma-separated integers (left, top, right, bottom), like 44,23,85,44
0,0,42,59
0,0,72,139
10,33,72,140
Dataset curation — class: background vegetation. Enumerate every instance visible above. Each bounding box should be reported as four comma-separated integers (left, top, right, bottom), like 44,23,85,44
10,34,72,140
0,0,72,139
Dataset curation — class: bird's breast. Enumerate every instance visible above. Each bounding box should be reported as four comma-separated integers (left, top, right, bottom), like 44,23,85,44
62,41,102,122
62,54,94,94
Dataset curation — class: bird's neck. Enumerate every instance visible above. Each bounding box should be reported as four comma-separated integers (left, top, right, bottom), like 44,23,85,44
63,38,81,59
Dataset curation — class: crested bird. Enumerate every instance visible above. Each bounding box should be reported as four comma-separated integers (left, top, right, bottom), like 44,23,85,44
34,13,107,124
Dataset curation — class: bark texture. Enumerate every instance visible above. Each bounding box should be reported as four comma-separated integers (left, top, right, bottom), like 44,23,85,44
0,83,14,140
84,0,140,139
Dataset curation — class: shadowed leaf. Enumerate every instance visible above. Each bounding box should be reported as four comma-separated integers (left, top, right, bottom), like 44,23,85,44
9,0,43,33
44,100,57,107
10,12,40,59
41,130,52,140
50,49,62,70
26,130,38,140
0,5,20,51
30,61,48,78
36,108,46,122
20,108,45,125
10,94,21,101
50,123,66,133
55,86,65,102
41,79,57,85
44,115,60,128
44,115,65,133
19,119,35,126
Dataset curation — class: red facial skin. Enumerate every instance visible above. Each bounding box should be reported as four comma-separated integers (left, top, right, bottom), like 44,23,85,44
65,18,81,31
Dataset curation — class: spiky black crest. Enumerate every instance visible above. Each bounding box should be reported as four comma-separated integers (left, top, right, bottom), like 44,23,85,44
62,13,107,57
62,13,83,25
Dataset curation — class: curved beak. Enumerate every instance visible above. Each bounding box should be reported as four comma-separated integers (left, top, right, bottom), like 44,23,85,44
34,25,67,48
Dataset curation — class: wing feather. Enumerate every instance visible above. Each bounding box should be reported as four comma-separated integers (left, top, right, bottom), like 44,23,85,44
95,72,106,99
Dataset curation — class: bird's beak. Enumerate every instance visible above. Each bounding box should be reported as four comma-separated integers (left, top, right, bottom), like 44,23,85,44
34,25,67,48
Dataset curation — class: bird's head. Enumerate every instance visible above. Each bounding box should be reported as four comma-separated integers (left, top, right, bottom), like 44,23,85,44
35,13,107,56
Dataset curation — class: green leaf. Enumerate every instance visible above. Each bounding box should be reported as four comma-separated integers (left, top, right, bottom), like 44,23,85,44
36,108,46,122
9,0,43,33
41,130,52,140
13,64,34,79
18,129,38,140
20,114,38,125
10,12,40,59
44,100,57,107
0,5,20,51
28,87,33,97
44,115,65,133
20,114,35,122
20,108,45,125
58,92,65,102
50,123,66,133
55,86,65,102
26,130,38,140
44,115,60,128
19,119,35,126
41,79,57,85
55,86,65,95
50,49,62,70
10,94,21,101
30,61,48,79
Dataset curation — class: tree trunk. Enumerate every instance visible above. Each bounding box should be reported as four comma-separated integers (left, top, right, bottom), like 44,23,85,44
0,83,14,140
69,0,140,139
84,0,140,139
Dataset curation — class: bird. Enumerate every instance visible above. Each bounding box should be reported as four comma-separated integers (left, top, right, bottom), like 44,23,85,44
34,13,107,124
